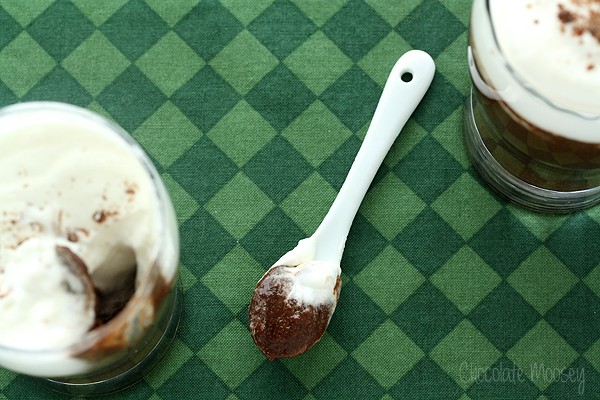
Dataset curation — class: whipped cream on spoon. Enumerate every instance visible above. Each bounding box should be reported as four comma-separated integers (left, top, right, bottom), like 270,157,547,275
248,50,435,360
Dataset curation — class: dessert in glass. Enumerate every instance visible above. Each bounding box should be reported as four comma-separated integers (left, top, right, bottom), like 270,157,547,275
0,102,181,395
464,0,600,212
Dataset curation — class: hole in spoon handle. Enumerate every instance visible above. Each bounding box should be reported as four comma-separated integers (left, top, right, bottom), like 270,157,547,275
401,71,413,82
375,50,435,135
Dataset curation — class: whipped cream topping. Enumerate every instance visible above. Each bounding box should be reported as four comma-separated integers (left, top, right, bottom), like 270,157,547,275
270,237,341,307
0,104,165,351
0,237,96,350
491,0,600,115
283,261,341,307
471,0,600,142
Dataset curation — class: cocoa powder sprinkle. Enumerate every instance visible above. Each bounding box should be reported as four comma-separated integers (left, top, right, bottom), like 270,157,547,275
125,182,138,195
558,5,577,23
67,231,79,242
93,210,107,223
558,2,600,42
93,210,119,223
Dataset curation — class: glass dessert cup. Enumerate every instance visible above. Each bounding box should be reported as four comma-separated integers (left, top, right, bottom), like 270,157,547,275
464,0,600,213
0,102,181,396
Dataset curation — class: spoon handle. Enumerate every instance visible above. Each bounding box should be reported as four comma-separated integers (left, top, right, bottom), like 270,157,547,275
313,50,435,263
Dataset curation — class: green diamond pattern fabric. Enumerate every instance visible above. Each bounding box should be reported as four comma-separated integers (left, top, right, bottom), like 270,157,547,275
0,1,598,399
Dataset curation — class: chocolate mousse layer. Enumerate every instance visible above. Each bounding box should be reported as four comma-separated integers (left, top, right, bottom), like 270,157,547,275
472,85,600,191
248,265,341,361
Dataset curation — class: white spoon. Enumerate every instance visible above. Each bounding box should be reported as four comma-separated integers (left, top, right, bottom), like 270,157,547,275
249,50,435,361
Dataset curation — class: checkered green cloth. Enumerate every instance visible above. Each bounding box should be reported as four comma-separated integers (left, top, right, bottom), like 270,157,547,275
1,1,599,399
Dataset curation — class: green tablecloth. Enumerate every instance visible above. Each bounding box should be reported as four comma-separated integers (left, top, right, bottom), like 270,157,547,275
1,1,599,399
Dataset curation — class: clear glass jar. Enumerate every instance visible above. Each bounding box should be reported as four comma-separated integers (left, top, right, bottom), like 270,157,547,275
0,102,181,395
464,0,600,213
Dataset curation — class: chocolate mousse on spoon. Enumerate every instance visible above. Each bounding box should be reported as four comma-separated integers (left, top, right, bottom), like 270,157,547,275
248,50,435,361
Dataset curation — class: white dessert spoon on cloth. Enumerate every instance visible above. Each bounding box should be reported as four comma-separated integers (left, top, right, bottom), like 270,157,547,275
249,50,435,361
